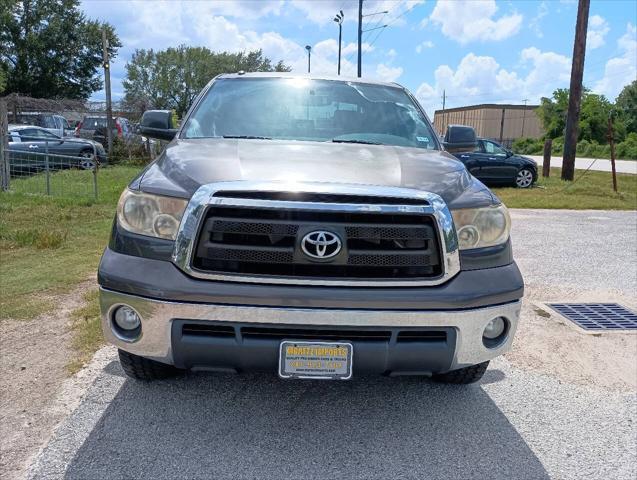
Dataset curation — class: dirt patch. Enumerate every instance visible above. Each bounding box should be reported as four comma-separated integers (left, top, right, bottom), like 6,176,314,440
0,278,98,480
506,286,637,392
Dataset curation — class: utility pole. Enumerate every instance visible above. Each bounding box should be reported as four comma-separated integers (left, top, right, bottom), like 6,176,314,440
608,113,618,192
102,29,114,155
305,45,311,73
334,10,344,75
521,99,528,138
0,99,9,191
562,0,590,181
357,0,363,77
442,90,446,132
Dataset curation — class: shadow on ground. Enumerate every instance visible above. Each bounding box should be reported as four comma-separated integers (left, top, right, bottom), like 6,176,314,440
64,362,548,480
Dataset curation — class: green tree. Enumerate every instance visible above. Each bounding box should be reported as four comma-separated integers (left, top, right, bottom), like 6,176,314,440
0,0,121,99
537,88,617,143
123,46,291,117
616,80,637,135
579,92,613,143
537,88,570,139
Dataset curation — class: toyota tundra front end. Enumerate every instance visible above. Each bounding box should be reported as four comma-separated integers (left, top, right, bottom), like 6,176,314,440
98,73,523,384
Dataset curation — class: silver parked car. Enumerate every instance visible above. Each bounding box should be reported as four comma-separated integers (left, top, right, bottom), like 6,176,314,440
10,112,74,138
8,125,107,172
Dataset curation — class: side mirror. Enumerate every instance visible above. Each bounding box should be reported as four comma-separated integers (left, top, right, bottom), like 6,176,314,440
443,125,477,153
139,110,177,141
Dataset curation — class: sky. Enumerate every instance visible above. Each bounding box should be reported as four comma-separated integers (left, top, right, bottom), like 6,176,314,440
80,0,637,116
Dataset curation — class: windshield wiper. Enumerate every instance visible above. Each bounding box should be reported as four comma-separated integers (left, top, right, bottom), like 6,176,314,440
222,135,272,140
332,138,382,145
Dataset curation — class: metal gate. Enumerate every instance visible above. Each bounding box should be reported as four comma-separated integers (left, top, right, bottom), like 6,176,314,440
3,134,100,199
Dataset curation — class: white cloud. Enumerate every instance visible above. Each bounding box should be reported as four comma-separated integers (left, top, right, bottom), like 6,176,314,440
415,41,434,53
529,1,549,38
414,48,571,116
291,0,423,25
593,23,637,100
429,0,522,44
376,64,403,82
80,0,405,99
587,15,610,49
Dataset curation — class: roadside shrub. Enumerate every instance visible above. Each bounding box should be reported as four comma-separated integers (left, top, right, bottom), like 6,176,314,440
511,133,637,160
615,133,637,159
108,137,150,166
512,137,543,155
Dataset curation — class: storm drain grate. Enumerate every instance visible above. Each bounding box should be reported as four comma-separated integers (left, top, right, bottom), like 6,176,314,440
548,303,637,330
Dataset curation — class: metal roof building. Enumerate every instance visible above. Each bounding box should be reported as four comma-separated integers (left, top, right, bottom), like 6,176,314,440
432,103,543,147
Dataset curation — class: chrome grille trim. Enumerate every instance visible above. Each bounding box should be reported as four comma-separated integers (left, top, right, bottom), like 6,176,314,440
172,181,461,287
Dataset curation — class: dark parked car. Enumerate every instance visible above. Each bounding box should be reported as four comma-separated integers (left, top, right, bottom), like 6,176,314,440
8,125,107,171
99,73,523,386
452,138,537,188
75,115,136,146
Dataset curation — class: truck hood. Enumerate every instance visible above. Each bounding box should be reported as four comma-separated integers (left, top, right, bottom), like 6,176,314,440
137,138,496,209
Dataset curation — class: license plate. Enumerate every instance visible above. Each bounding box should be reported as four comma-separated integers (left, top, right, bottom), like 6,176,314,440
279,341,353,380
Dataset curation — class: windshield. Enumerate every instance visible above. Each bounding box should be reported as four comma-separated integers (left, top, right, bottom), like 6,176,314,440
84,117,108,128
183,78,439,150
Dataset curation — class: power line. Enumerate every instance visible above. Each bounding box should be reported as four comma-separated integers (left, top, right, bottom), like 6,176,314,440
367,1,422,49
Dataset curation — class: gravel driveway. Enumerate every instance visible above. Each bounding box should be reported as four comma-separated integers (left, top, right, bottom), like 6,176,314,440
26,210,637,480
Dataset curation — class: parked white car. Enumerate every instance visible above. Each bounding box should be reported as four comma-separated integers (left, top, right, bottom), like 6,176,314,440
11,112,73,138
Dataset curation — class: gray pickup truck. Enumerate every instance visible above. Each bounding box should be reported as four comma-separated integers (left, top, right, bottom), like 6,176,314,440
98,73,523,384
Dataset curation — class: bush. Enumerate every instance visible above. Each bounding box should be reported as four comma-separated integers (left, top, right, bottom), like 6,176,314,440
615,132,637,159
510,133,637,160
512,137,543,155
108,137,150,165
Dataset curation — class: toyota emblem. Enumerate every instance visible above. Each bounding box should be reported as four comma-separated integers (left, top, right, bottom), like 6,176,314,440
301,230,342,260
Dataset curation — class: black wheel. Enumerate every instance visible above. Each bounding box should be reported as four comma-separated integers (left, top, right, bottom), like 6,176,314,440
78,149,96,170
515,168,534,188
433,361,489,384
118,349,182,380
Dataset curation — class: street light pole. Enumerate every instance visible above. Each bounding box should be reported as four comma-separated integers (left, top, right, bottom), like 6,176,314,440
305,45,312,73
102,29,113,155
334,10,344,75
357,0,363,77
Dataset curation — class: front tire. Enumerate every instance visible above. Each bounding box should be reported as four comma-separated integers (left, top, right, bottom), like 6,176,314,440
433,361,489,384
515,168,534,188
78,150,96,170
118,349,182,380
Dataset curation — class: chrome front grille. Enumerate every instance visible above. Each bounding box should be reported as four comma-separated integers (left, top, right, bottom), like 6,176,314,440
171,181,461,287
192,204,441,279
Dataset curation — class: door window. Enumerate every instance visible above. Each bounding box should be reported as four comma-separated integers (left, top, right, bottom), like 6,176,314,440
40,115,57,129
18,128,59,140
483,140,507,155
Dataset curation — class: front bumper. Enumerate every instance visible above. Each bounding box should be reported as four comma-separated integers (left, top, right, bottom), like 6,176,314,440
100,288,521,375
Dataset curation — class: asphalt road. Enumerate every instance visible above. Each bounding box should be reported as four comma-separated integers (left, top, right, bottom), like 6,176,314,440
528,155,637,174
27,210,637,480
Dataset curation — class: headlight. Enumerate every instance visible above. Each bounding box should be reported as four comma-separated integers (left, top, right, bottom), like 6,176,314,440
117,189,188,240
451,204,511,250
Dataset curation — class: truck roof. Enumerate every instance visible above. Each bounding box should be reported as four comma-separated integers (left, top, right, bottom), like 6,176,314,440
216,71,403,89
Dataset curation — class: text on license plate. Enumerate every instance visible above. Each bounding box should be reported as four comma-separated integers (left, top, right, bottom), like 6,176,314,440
279,341,353,380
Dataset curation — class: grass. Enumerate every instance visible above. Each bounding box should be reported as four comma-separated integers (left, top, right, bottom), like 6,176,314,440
0,165,141,320
67,289,103,375
493,168,637,210
0,163,634,374
2,165,635,322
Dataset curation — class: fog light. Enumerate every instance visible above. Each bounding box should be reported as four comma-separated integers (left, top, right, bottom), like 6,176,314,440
114,306,141,331
483,317,506,340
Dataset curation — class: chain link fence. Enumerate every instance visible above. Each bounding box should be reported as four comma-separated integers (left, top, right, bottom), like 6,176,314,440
1,95,159,200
